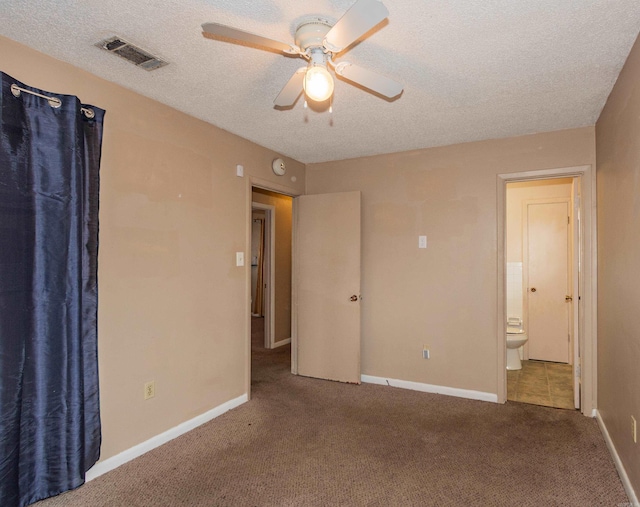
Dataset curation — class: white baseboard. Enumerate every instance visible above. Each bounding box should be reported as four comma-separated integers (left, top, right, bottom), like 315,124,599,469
86,393,248,481
272,337,291,348
361,375,498,403
595,410,639,506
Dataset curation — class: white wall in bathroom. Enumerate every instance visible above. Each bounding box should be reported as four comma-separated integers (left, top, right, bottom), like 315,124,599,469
506,262,523,323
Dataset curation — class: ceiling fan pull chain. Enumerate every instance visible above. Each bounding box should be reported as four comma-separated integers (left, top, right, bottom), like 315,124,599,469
329,95,334,126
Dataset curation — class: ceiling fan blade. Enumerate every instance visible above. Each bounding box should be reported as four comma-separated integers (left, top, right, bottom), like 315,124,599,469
202,23,297,54
323,0,389,53
334,62,403,98
274,67,306,107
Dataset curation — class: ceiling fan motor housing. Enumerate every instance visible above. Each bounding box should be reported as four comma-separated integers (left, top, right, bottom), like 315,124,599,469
295,18,333,52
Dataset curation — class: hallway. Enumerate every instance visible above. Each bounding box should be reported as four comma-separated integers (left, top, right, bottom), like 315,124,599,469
251,316,291,387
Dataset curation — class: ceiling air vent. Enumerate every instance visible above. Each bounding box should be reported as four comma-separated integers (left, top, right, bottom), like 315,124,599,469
96,36,167,71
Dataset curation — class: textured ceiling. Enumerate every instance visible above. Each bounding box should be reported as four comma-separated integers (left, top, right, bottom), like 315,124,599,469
1,1,640,164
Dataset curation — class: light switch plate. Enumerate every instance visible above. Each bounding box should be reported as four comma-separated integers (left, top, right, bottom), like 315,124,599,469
419,235,427,249
236,164,244,177
236,252,244,266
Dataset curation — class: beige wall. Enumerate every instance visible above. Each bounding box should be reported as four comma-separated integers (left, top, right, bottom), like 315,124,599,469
0,36,305,462
252,189,293,342
307,128,595,394
596,32,640,493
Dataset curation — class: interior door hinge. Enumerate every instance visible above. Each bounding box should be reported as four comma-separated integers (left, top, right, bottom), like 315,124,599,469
568,216,570,225
576,364,581,378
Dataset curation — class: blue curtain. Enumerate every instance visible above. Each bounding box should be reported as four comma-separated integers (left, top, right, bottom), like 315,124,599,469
0,72,104,507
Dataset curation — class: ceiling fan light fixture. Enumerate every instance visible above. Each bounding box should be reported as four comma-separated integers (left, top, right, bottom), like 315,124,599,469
304,64,334,102
202,0,403,108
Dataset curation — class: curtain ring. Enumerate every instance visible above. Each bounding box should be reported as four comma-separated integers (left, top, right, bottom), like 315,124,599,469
81,107,95,119
10,84,21,98
48,97,62,108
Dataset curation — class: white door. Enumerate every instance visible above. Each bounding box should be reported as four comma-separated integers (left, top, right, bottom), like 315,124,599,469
293,191,361,384
526,200,571,363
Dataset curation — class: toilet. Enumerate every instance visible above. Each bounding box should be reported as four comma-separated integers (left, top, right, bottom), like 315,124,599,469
506,318,528,371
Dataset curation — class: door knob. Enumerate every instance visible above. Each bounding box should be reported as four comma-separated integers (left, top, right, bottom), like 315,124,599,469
530,287,537,293
350,295,358,302
565,295,573,302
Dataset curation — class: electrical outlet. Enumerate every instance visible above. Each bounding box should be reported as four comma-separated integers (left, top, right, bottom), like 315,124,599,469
144,380,155,400
422,346,430,359
632,416,637,443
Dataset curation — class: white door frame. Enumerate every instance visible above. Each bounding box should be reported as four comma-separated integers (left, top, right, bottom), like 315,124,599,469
571,177,581,409
245,177,301,399
251,202,275,349
497,165,597,416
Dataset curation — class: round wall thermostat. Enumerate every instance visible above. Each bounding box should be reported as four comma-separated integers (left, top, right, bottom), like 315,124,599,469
272,158,286,176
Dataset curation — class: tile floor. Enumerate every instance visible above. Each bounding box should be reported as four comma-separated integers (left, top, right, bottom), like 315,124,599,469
507,360,575,409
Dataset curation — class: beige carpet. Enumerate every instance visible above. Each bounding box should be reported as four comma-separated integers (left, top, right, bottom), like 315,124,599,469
35,319,629,506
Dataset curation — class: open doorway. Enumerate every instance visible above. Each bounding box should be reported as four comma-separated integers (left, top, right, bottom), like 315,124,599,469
498,164,596,416
250,187,293,385
505,178,578,409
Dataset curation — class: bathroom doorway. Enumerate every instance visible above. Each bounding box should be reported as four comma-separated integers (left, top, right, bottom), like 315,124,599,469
504,177,579,410
498,165,596,416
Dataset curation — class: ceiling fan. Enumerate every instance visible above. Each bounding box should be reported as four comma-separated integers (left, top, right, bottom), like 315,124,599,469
201,0,403,107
